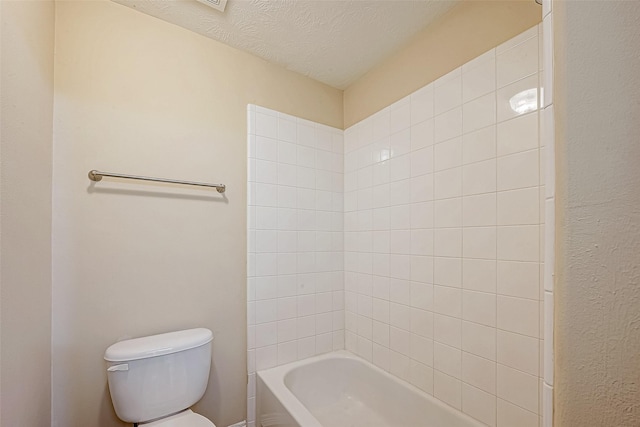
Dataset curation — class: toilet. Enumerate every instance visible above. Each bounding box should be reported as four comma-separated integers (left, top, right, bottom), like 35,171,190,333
104,328,216,426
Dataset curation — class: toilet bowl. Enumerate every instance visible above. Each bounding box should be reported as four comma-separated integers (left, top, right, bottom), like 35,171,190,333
104,328,216,427
146,410,215,427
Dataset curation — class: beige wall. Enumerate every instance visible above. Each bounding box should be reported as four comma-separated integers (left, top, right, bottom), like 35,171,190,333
554,1,640,426
344,0,541,127
51,1,342,426
0,0,55,426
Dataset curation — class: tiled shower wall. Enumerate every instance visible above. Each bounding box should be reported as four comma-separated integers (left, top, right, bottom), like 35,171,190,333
246,105,345,426
343,26,545,427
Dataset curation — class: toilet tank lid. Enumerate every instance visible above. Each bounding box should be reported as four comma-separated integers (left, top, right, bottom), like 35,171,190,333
104,328,213,362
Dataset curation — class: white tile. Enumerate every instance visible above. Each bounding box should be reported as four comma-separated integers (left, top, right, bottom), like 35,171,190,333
497,149,539,192
435,107,463,143
297,146,316,169
411,84,435,125
390,128,411,158
497,398,538,427
411,308,434,339
410,229,433,256
497,295,539,338
410,255,434,284
298,294,315,317
463,93,496,134
255,183,278,207
277,186,297,208
434,342,462,378
462,56,496,103
411,119,435,151
278,163,297,187
298,336,316,360
410,146,434,176
277,319,297,342
434,286,462,318
434,257,462,288
278,117,296,143
278,141,297,165
255,230,278,253
390,97,411,134
497,187,539,225
462,290,496,327
389,275,411,301
497,261,540,299
434,137,462,171
255,113,278,139
497,225,539,262
255,322,277,348
389,154,411,182
497,112,539,156
410,174,433,203
255,276,277,301
463,126,496,165
316,312,333,335
390,302,411,330
317,128,333,152
497,36,539,88
462,159,496,196
389,180,411,206
463,259,497,293
462,352,496,394
435,71,462,115
434,314,462,348
434,228,462,257
497,329,539,376
497,74,539,123
410,333,434,366
255,253,278,277
462,384,497,427
462,321,496,361
390,326,411,355
278,275,297,298
316,333,333,355
372,342,390,371
463,227,497,259
435,198,462,228
434,370,462,410
389,350,411,383
372,320,390,347
434,167,462,199
372,108,390,141
462,193,496,227
410,360,434,394
255,345,277,370
297,315,316,339
390,230,411,254
410,202,434,229
411,282,433,310
297,123,317,148
497,364,539,413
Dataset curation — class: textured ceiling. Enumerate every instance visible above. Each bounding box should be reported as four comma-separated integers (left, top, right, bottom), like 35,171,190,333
112,0,460,89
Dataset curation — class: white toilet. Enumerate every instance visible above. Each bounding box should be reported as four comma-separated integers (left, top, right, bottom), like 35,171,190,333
104,328,216,426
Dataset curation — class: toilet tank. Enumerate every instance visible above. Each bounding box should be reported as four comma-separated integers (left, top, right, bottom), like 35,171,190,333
104,328,213,423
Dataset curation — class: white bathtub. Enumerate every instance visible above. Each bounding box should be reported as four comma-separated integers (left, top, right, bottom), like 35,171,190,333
256,351,486,427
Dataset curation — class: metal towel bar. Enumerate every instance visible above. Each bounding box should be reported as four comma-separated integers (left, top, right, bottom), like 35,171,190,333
88,170,226,193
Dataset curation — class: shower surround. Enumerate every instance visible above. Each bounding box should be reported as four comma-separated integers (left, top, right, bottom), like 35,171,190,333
248,25,545,427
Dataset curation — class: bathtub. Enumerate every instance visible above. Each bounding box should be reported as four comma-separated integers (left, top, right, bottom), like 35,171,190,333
256,351,486,427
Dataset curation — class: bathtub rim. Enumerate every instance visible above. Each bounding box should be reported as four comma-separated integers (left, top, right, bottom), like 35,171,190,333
257,350,487,427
